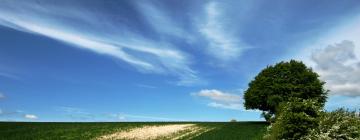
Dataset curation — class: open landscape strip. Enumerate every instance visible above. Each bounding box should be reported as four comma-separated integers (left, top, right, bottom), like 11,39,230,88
96,124,198,140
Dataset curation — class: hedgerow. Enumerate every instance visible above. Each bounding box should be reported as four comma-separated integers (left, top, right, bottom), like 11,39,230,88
263,98,321,140
301,108,360,140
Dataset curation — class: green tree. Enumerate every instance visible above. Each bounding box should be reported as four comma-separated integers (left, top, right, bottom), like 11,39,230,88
244,60,327,121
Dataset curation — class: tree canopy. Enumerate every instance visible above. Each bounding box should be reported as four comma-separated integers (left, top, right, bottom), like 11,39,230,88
244,60,328,120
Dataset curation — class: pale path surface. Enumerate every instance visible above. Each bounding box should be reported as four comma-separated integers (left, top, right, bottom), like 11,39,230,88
97,124,205,140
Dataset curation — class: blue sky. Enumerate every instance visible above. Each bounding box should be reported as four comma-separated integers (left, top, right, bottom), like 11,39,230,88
0,0,360,122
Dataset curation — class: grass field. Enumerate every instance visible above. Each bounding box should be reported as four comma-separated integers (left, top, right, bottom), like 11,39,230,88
0,122,268,140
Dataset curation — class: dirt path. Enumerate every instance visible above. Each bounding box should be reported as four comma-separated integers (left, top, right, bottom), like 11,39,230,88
97,124,208,140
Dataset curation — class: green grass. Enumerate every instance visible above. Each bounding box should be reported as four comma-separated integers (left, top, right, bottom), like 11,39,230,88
0,122,268,140
191,122,268,140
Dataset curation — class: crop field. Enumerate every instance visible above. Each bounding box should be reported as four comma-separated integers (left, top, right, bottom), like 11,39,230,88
0,122,268,140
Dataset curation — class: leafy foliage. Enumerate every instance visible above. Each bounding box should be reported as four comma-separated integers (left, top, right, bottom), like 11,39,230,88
244,60,328,121
264,98,322,140
230,119,237,122
301,108,360,140
244,60,359,140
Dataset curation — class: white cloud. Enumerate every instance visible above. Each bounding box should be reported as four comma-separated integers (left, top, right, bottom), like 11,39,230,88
311,40,360,96
208,102,242,110
199,2,245,61
24,114,38,120
294,14,360,97
193,89,245,111
194,89,241,103
0,0,202,86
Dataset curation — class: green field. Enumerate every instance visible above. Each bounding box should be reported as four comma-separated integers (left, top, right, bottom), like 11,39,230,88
0,122,268,140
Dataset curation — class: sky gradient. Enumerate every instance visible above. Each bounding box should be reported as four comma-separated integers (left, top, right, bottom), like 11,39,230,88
0,0,360,122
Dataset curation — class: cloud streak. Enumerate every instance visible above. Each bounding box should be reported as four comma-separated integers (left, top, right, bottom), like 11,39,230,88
0,0,201,86
199,1,246,61
0,72,20,80
135,1,193,41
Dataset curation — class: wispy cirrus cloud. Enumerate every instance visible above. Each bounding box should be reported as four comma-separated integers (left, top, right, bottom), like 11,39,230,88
0,0,202,86
134,1,193,41
0,72,20,80
198,1,247,61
